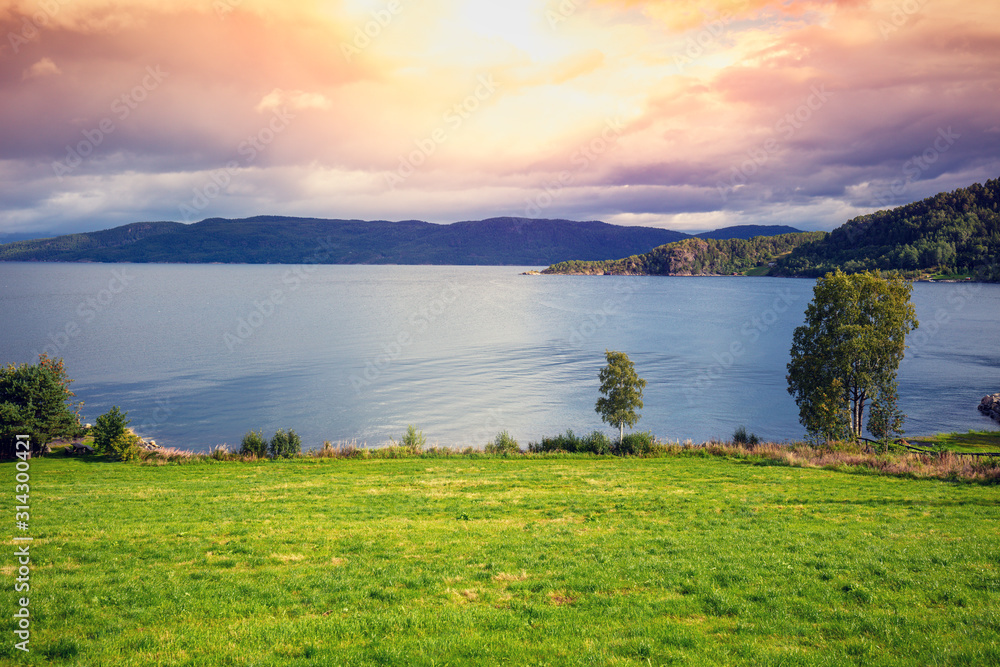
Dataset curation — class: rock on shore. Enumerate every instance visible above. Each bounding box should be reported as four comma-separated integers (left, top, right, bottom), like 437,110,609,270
979,394,1000,422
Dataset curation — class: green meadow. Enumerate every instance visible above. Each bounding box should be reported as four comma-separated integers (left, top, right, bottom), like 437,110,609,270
911,429,1000,454
5,454,1000,666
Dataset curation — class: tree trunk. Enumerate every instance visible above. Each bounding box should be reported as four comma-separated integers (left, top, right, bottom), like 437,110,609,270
619,423,624,445
858,394,866,438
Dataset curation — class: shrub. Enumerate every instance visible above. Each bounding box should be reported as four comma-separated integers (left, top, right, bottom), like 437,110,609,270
486,430,519,455
399,425,426,451
732,426,760,446
269,429,301,458
92,406,130,455
529,429,612,454
615,431,656,456
109,430,143,462
530,429,580,453
581,430,612,455
239,430,268,458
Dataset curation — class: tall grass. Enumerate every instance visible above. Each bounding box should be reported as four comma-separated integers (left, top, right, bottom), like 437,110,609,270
126,435,1000,483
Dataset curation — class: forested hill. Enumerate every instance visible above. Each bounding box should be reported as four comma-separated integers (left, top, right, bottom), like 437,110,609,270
542,233,826,276
773,178,1000,280
0,217,801,265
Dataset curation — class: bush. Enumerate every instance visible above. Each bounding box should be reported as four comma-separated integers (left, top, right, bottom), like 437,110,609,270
239,430,268,458
485,430,519,455
529,430,611,454
530,429,580,453
615,431,656,456
92,406,130,455
732,426,760,446
580,430,612,455
399,425,426,451
269,429,301,458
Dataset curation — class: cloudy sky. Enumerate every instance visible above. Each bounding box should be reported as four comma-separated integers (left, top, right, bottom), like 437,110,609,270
1,0,998,237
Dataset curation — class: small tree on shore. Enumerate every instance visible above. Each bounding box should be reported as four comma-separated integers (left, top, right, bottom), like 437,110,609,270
92,406,141,461
269,429,301,458
239,430,268,458
596,350,647,445
787,270,918,443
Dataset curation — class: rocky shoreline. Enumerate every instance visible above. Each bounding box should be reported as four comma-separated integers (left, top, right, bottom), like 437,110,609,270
979,394,1000,422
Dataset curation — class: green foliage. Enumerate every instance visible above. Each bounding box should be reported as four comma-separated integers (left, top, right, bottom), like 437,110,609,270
775,178,1000,280
0,354,83,458
582,430,613,454
268,429,301,458
239,430,268,458
92,406,130,453
545,232,825,276
112,431,143,462
528,430,612,454
615,431,656,456
92,406,141,461
596,350,647,444
787,270,918,443
732,426,760,446
399,424,427,450
485,430,519,455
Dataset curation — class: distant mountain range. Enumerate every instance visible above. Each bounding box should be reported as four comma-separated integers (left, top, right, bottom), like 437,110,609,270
0,217,801,265
693,225,801,241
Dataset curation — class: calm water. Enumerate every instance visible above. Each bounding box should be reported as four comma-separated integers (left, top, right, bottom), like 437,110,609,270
1,263,997,450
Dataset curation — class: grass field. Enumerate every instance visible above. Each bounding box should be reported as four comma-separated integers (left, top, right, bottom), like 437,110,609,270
4,454,1000,666
910,430,1000,453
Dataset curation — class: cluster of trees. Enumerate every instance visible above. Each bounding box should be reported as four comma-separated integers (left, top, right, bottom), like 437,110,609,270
0,355,83,458
0,356,145,460
544,233,826,276
787,270,918,444
775,179,1000,279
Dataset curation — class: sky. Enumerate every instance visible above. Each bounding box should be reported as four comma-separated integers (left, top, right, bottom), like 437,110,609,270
1,0,998,238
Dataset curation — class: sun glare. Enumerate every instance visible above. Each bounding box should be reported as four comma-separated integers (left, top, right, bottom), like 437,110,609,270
453,0,557,61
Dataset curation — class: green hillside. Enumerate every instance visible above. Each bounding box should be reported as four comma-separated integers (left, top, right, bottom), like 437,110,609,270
543,178,1000,280
543,232,825,276
774,178,1000,280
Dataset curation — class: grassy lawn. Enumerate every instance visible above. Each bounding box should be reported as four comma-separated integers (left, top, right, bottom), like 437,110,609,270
911,430,1000,453
5,455,1000,666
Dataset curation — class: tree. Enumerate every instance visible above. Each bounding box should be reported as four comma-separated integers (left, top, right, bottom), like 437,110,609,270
596,350,647,445
0,354,83,458
93,406,141,460
787,270,918,443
